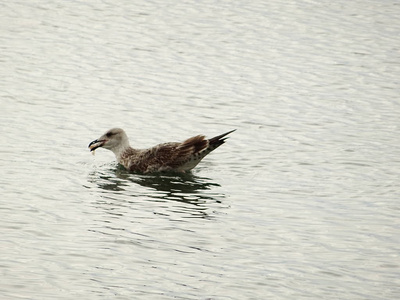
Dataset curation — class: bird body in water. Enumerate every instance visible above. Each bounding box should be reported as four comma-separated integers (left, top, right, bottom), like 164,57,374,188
88,128,235,173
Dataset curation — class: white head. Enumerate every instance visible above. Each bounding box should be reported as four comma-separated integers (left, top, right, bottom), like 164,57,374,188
88,128,130,155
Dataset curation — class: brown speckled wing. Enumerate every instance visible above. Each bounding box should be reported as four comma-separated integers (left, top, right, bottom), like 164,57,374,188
176,135,208,157
126,143,179,173
120,130,235,173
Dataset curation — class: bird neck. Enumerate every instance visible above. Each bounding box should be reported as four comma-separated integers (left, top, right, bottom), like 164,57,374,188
112,141,131,159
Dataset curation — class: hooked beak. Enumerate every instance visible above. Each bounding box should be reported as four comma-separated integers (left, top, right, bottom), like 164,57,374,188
88,139,106,152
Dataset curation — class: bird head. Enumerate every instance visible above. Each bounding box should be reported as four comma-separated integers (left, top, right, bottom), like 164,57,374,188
88,128,129,154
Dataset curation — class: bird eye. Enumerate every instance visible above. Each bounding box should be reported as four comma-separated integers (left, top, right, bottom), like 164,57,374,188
106,132,113,137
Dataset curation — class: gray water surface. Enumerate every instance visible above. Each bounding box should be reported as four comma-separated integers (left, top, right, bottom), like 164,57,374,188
1,0,400,299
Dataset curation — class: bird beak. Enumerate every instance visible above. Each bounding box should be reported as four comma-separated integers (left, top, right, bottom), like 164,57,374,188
88,139,105,151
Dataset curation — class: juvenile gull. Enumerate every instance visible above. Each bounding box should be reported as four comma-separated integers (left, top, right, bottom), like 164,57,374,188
88,128,235,173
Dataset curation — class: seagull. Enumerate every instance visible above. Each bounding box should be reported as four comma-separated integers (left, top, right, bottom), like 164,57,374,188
88,128,235,173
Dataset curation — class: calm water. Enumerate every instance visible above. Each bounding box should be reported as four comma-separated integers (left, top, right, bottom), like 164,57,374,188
1,0,400,299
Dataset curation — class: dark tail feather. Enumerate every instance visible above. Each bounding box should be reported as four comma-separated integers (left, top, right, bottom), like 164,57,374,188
208,129,236,149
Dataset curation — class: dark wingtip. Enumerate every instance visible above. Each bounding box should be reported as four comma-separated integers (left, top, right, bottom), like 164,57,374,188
209,129,236,147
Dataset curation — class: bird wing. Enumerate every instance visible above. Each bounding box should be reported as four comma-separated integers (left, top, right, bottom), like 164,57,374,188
126,131,235,173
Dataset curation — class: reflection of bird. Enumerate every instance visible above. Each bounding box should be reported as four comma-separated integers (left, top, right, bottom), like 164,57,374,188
87,168,225,219
88,128,235,173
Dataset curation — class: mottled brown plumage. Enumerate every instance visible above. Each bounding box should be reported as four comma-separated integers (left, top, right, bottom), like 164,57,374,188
88,128,235,173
